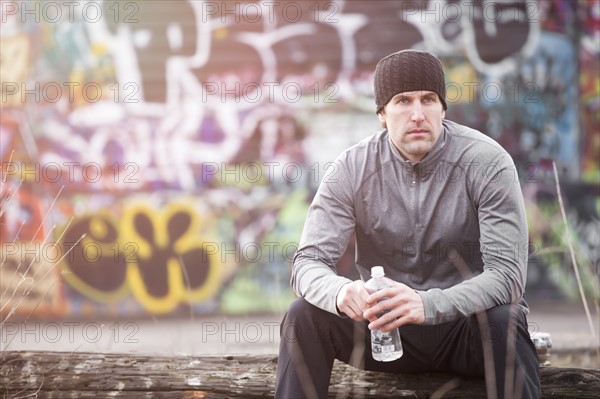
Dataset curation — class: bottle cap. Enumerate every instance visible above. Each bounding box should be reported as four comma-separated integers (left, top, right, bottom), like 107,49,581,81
371,266,384,277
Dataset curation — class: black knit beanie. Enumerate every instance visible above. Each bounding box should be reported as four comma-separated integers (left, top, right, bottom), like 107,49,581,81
374,50,447,113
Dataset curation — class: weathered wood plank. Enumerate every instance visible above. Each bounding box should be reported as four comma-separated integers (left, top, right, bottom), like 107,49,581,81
1,351,599,398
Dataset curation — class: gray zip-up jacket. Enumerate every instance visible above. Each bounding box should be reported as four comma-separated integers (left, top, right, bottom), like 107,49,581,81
292,119,529,325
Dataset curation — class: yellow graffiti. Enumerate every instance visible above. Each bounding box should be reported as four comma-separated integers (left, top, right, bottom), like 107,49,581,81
122,202,220,314
59,211,130,303
60,202,221,314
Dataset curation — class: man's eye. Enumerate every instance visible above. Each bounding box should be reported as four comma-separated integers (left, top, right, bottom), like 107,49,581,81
423,97,434,103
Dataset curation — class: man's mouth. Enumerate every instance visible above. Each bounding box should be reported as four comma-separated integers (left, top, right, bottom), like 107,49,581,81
408,129,429,134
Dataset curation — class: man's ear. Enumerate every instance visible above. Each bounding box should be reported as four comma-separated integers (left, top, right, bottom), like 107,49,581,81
377,110,387,129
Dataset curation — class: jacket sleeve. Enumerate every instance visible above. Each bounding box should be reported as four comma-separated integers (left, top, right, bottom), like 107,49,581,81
417,153,529,324
291,157,357,316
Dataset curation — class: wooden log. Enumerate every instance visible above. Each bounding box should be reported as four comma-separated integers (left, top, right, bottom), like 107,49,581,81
1,351,599,398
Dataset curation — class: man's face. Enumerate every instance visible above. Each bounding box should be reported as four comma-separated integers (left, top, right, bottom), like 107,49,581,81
378,91,445,162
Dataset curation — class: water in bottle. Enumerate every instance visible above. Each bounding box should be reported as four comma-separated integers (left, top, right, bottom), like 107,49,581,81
364,266,403,362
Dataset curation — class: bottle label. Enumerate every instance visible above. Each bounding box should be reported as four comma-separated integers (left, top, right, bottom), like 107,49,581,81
381,344,395,353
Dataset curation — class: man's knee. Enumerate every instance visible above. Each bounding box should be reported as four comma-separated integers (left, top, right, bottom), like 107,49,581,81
282,297,339,333
280,297,343,347
284,297,326,324
486,304,527,327
479,304,528,344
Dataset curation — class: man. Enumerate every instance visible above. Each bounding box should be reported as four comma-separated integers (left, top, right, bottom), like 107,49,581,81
275,49,541,398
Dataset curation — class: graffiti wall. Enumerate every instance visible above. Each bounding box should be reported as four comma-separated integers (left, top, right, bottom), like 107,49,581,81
1,0,598,318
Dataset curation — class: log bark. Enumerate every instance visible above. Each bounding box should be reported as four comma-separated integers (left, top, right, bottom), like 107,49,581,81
1,351,599,398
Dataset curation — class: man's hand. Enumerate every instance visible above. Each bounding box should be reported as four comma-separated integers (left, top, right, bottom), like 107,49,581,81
363,283,425,332
336,280,370,321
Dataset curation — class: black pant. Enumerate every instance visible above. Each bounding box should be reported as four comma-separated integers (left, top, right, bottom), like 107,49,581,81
275,297,541,398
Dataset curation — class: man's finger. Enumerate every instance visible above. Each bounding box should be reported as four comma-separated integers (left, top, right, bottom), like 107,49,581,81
340,300,361,321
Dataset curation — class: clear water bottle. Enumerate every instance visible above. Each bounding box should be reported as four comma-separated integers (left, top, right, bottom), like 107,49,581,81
364,266,403,362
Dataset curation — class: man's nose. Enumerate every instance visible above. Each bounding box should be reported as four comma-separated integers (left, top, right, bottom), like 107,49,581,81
410,103,425,122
